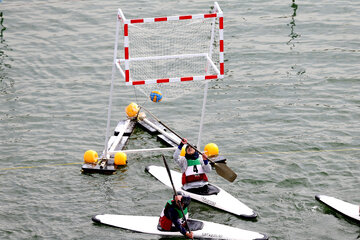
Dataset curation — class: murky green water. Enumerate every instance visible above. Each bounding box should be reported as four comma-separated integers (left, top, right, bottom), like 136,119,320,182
1,1,359,239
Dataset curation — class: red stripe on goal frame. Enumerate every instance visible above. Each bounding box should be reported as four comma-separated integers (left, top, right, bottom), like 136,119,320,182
130,19,144,23
154,17,168,22
157,79,170,83
219,17,223,29
124,24,128,36
205,75,218,80
204,13,217,18
180,77,194,82
125,70,130,82
179,15,192,20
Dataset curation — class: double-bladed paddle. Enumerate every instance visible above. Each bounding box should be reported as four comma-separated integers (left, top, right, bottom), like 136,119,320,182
140,106,237,182
162,155,193,239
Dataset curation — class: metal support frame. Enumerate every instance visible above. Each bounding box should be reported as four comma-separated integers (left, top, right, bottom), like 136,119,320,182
103,2,224,159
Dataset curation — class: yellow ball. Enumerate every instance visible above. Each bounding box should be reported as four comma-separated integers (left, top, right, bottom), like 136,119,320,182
180,145,186,157
84,150,98,164
125,102,140,118
114,152,127,165
204,143,219,157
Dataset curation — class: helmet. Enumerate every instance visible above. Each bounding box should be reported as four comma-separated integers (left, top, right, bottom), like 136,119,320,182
181,195,191,207
175,191,191,207
180,145,186,157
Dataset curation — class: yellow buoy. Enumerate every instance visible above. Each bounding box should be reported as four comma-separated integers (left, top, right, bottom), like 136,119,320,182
204,143,219,157
125,102,140,118
114,151,127,165
84,150,98,164
180,145,186,157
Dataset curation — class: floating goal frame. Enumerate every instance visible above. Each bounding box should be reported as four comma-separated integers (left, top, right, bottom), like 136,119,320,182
104,2,224,158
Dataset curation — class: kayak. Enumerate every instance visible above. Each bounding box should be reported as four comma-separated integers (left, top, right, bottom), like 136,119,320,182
145,165,257,218
315,194,360,224
92,214,268,240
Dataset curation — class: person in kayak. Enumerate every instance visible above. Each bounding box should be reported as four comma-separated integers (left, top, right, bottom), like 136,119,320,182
158,192,193,239
173,138,211,191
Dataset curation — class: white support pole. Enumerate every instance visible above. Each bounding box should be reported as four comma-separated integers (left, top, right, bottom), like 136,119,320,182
196,4,218,149
214,2,221,13
116,61,126,78
109,147,176,155
108,120,131,153
117,53,208,62
206,55,220,75
197,82,208,149
142,118,181,145
104,16,121,159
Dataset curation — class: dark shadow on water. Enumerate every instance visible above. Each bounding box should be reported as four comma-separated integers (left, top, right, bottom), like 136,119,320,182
287,0,300,49
286,1,306,79
0,12,6,42
0,11,14,94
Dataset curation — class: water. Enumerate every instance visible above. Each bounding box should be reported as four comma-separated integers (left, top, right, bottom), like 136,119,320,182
1,0,360,239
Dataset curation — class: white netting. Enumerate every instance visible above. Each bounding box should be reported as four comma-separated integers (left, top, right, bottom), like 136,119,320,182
116,13,221,100
129,19,213,57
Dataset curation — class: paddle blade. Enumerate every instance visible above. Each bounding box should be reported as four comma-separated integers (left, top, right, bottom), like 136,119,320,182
214,163,237,182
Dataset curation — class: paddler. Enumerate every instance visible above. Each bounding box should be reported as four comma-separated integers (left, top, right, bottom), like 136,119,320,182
158,192,193,239
173,138,211,192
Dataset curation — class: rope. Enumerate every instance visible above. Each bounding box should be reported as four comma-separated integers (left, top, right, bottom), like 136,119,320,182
221,148,360,156
1,148,359,171
0,162,82,171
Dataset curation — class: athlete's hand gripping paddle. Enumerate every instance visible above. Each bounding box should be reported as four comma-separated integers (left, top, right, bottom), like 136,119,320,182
162,155,193,239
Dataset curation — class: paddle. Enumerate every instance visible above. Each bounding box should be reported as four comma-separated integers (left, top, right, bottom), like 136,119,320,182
162,155,193,239
140,106,237,182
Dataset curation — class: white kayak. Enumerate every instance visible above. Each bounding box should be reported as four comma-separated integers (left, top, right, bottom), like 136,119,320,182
92,214,268,240
146,165,257,218
315,194,360,224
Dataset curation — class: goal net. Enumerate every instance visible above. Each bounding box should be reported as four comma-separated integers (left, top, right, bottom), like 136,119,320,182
114,2,224,91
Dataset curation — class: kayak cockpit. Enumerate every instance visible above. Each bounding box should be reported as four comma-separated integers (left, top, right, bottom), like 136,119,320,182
157,219,204,232
184,184,220,196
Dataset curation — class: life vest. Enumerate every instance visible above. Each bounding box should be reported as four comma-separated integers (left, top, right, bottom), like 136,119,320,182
159,199,188,231
182,158,208,185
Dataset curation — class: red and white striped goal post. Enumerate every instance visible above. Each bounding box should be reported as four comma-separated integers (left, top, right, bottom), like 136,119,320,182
115,2,224,86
